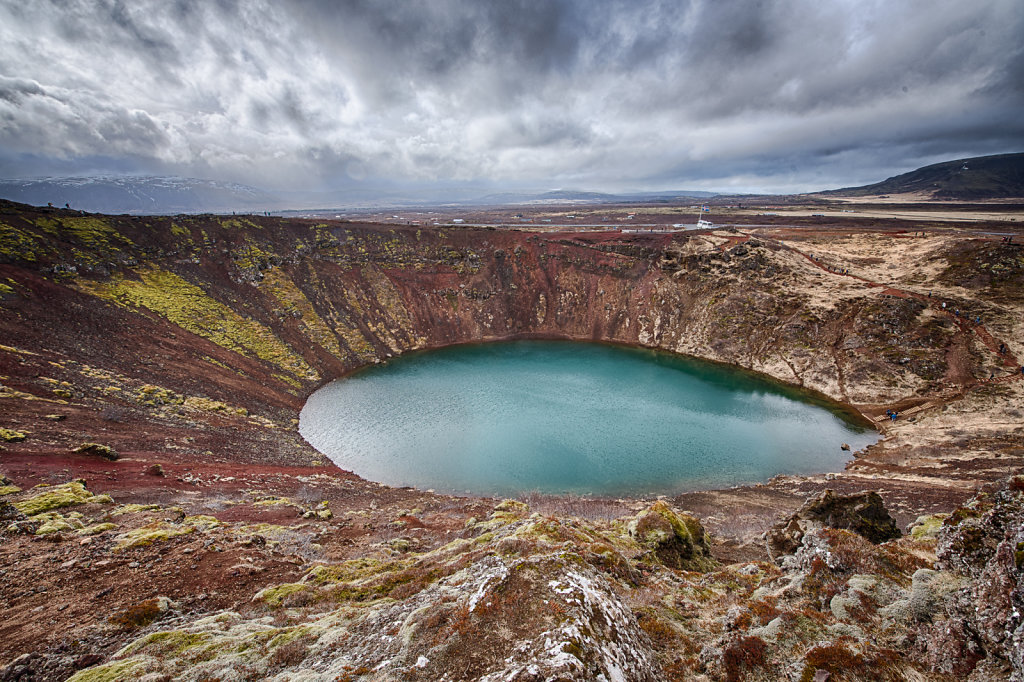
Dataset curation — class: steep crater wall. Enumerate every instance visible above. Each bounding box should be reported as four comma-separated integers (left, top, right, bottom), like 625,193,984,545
0,204,1008,487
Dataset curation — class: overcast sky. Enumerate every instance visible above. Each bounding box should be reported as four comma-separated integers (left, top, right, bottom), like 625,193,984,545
0,0,1021,195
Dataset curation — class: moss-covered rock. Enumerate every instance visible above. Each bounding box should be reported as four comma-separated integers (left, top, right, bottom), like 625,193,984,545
113,521,196,550
64,656,149,682
767,490,900,562
0,427,26,442
253,582,310,608
628,500,716,571
72,442,119,460
78,522,117,536
183,395,247,415
908,513,951,540
111,503,161,516
12,481,109,516
32,511,86,535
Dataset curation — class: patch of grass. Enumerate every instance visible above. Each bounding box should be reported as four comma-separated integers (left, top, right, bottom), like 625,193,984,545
109,599,165,630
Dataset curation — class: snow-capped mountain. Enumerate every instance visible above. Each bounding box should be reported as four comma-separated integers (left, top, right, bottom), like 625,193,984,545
0,176,280,214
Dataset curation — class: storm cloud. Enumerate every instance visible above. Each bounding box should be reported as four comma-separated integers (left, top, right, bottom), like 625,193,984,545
0,0,1021,194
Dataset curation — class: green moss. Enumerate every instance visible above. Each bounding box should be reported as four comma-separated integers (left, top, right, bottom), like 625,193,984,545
261,268,344,358
73,442,119,460
78,522,117,536
0,281,14,296
77,268,315,380
221,217,262,231
909,513,950,539
0,428,26,442
184,395,247,415
135,383,183,406
254,582,309,607
50,216,131,249
33,511,86,535
112,503,161,516
64,656,148,682
121,630,212,657
0,485,21,495
306,557,415,586
114,521,195,550
254,496,294,508
267,624,317,649
0,221,47,262
13,481,104,515
234,523,291,539
183,514,222,530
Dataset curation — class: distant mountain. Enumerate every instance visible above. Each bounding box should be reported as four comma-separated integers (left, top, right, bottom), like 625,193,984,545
0,175,721,213
471,189,718,206
821,152,1024,199
0,176,280,214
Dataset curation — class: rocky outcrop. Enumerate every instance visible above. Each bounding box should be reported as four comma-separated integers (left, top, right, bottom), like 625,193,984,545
766,489,900,562
917,477,1024,680
629,500,716,571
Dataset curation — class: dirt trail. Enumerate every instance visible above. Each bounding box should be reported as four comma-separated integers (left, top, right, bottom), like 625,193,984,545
782,236,1023,420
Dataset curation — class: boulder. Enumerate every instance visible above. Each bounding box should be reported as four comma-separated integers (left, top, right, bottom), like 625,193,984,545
766,490,900,562
72,442,119,461
629,501,716,571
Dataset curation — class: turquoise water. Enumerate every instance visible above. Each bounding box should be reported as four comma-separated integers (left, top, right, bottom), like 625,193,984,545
299,341,877,496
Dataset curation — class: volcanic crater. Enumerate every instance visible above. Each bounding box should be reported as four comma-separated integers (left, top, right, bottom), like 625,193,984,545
1,200,1023,681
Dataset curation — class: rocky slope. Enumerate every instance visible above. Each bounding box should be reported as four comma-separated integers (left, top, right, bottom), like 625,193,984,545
1,200,1023,680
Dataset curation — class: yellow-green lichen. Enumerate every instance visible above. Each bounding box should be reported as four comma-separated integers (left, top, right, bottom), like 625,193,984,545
909,513,951,540
183,514,223,531
0,485,21,495
0,221,48,262
120,630,212,657
33,511,86,535
76,268,316,380
253,496,295,508
113,521,196,550
305,557,415,586
112,503,162,516
78,522,118,536
253,582,310,607
65,656,149,682
0,428,26,442
73,442,119,460
13,481,107,515
260,267,344,358
183,396,247,415
136,383,183,406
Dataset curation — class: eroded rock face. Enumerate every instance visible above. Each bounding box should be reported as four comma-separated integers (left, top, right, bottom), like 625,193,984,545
766,489,900,562
920,477,1024,680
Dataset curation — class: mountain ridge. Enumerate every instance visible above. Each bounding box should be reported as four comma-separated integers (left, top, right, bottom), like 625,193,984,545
820,152,1024,199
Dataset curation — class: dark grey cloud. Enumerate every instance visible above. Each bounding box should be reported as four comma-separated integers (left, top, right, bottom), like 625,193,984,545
0,0,1020,194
